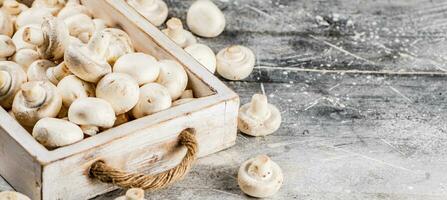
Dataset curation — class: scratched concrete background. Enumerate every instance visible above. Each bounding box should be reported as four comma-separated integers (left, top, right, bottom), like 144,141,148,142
3,0,447,199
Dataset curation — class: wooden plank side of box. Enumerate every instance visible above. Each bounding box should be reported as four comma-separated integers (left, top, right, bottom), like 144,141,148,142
41,98,237,200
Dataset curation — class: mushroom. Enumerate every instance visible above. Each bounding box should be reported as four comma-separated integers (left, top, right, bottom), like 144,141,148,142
127,0,168,26
32,0,66,15
0,191,31,200
33,117,84,148
238,155,283,198
96,73,139,115
15,7,52,29
12,24,39,50
2,0,28,19
0,61,27,109
46,61,71,84
27,59,55,81
185,43,216,73
238,94,281,136
68,97,116,135
114,188,146,200
11,48,40,71
186,0,225,38
101,28,134,64
57,75,95,107
156,60,188,100
64,31,112,83
0,10,13,37
12,81,62,127
131,83,171,119
23,16,70,60
63,13,94,43
93,18,107,33
216,45,255,80
161,17,196,48
0,35,15,60
113,52,160,86
57,0,91,20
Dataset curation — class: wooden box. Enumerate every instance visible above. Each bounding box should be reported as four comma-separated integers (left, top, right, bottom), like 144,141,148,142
0,0,239,199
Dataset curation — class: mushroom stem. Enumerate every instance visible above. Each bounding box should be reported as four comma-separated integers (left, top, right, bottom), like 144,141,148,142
247,94,270,120
225,45,245,61
248,155,273,179
21,83,46,105
0,71,11,94
47,62,71,85
125,188,145,200
23,26,45,46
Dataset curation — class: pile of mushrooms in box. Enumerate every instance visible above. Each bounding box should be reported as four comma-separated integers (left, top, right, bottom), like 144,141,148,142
0,0,285,198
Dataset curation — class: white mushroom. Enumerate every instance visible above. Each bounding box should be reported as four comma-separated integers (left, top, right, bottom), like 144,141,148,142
46,61,71,84
63,13,94,43
127,0,168,26
68,97,116,135
33,117,84,148
64,31,112,83
96,73,139,115
131,83,171,118
156,60,188,100
12,24,39,50
238,155,283,198
187,0,225,38
57,0,91,20
27,59,55,81
101,28,134,64
92,18,107,33
2,0,28,19
0,10,13,37
57,75,95,107
0,61,27,109
0,191,31,200
113,52,160,86
32,0,66,15
15,7,52,29
23,16,70,60
185,43,216,73
0,35,15,60
12,81,62,127
216,45,255,80
238,94,281,136
114,188,146,200
12,48,40,71
161,18,196,48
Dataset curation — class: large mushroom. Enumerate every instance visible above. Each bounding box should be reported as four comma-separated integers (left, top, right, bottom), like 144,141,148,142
100,28,134,64
68,97,116,135
186,0,225,38
0,61,27,109
57,75,95,107
185,43,216,73
33,117,84,148
156,60,188,100
131,83,171,119
216,45,255,81
12,81,62,127
27,59,55,81
238,94,281,136
96,73,139,115
161,17,196,48
12,24,39,50
15,7,52,30
113,52,160,86
0,35,15,60
127,0,168,26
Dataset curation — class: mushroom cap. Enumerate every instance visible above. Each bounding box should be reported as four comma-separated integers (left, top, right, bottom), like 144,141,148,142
0,191,31,200
0,61,27,109
216,45,255,80
15,7,52,30
31,0,66,15
57,1,91,20
0,34,15,58
0,10,13,37
101,28,134,64
12,48,40,71
68,97,116,128
113,52,160,86
131,83,171,119
162,17,197,48
127,0,168,26
238,94,281,136
27,59,55,81
2,0,29,16
114,188,146,200
63,13,94,43
156,60,188,100
238,155,283,198
33,117,84,148
186,0,225,38
12,24,39,50
185,43,216,73
96,73,139,115
57,75,95,107
12,81,62,127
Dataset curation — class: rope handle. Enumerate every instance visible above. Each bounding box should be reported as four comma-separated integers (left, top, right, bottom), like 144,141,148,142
88,128,198,191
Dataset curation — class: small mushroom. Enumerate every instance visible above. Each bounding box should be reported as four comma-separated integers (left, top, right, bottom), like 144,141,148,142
96,73,139,115
23,16,70,60
63,13,94,43
113,52,160,86
0,10,13,37
0,191,31,200
238,94,281,136
32,0,66,15
68,97,116,135
101,28,134,64
33,117,84,148
2,0,29,19
161,17,196,48
185,43,216,73
15,7,52,29
127,0,168,26
12,81,62,127
27,59,55,81
0,35,15,60
64,31,112,83
216,45,255,80
238,155,283,198
131,83,171,119
57,75,95,107
12,24,39,50
12,48,40,71
114,188,146,200
57,0,91,20
156,60,188,100
0,61,27,109
46,61,71,84
186,0,225,38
